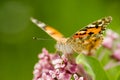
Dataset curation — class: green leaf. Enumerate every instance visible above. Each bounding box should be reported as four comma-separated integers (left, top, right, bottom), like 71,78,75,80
116,72,120,80
76,54,109,80
76,54,95,80
116,71,120,80
107,66,120,80
86,56,109,80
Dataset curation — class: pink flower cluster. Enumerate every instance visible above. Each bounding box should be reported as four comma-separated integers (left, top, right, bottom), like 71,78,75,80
33,48,91,80
102,29,120,61
102,29,119,49
112,43,120,61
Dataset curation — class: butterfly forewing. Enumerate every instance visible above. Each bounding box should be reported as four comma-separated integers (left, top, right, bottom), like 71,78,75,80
67,16,112,55
31,17,64,41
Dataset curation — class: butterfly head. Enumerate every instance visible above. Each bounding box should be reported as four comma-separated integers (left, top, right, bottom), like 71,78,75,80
55,38,74,54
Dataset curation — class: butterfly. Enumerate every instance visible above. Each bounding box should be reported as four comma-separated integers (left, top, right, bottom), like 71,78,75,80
31,16,112,55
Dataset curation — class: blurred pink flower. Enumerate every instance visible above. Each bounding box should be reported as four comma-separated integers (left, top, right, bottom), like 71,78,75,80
99,29,120,70
102,37,113,49
117,43,120,48
102,29,120,61
106,29,119,40
102,29,119,49
74,74,84,80
112,49,120,61
112,44,120,61
33,48,91,80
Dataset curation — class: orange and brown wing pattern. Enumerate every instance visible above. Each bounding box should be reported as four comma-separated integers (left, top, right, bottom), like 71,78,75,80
73,16,112,39
31,18,64,41
67,16,112,55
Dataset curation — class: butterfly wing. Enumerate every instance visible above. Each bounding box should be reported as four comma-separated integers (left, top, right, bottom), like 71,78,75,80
67,16,112,55
31,17,64,41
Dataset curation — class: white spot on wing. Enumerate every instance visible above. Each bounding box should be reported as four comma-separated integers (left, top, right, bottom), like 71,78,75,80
31,17,46,28
88,24,96,27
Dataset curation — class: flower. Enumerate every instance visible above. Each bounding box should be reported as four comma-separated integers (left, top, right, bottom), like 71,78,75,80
102,36,113,49
112,49,120,61
102,29,120,61
102,29,119,49
106,29,119,40
100,29,120,70
99,29,119,61
33,48,92,80
111,43,120,61
73,74,84,80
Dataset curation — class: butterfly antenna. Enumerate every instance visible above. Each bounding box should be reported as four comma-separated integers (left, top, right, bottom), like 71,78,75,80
32,37,53,40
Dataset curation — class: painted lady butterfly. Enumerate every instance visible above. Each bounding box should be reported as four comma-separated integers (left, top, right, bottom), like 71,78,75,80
31,16,112,55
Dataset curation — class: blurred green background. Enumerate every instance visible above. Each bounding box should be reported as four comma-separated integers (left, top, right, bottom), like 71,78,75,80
0,0,120,80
